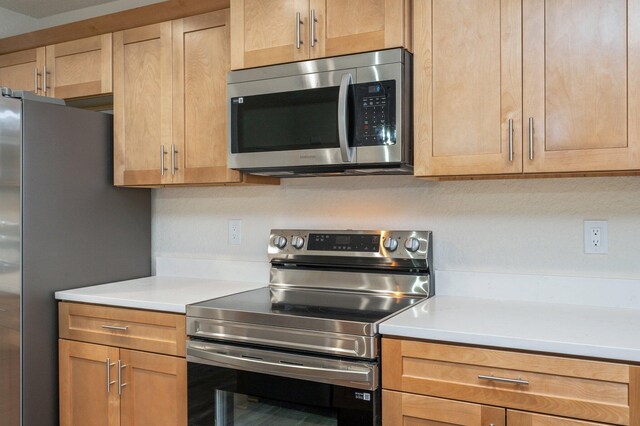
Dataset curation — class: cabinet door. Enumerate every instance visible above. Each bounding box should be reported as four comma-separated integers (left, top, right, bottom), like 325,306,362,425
0,48,45,94
113,23,173,186
119,349,187,426
383,390,505,425
172,10,242,185
59,340,120,426
413,0,522,177
523,0,640,173
310,0,410,59
45,34,112,99
507,411,608,426
230,0,309,69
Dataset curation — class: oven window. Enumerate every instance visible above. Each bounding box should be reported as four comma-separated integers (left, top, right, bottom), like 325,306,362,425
214,390,337,425
230,86,341,153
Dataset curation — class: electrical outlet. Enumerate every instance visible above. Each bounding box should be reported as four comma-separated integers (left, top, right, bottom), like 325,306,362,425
584,220,608,254
228,220,241,245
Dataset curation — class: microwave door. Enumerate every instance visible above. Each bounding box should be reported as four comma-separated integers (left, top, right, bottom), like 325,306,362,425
228,70,357,171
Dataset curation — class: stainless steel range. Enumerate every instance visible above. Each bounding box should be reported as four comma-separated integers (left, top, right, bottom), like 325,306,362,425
186,229,433,426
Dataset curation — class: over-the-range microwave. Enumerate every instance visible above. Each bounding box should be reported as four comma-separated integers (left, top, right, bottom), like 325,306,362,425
227,49,412,177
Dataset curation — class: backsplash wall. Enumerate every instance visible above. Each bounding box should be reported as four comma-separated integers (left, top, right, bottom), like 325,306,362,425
152,176,640,279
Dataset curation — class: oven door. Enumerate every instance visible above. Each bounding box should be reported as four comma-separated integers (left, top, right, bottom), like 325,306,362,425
228,69,357,171
187,340,380,426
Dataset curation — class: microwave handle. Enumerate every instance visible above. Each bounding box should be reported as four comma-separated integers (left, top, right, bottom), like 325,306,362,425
338,73,355,163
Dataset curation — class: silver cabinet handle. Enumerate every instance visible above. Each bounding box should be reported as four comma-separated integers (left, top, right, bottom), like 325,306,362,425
106,358,116,393
43,65,48,96
310,9,317,48
171,143,178,176
529,117,534,160
160,145,167,176
118,360,128,395
338,73,354,163
33,67,40,94
296,12,303,49
101,325,129,331
508,119,514,162
478,374,529,386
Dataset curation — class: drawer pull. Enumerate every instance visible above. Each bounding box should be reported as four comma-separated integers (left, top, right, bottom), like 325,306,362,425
101,325,129,331
478,374,529,386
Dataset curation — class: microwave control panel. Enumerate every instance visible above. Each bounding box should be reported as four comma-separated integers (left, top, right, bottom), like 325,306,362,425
353,80,397,147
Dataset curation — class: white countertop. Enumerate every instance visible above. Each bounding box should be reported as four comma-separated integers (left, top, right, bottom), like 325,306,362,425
380,296,640,362
55,276,266,313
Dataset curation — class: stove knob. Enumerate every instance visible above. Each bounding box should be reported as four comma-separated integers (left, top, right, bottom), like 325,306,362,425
273,235,287,249
292,236,305,249
383,237,398,252
405,237,421,253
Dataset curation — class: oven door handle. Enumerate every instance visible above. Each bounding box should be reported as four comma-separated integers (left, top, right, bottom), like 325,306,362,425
188,345,374,387
338,72,355,163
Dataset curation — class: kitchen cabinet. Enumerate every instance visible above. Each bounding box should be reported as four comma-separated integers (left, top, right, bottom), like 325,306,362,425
58,302,187,426
382,338,640,425
0,34,112,100
230,0,411,70
414,0,640,177
114,10,276,187
0,48,45,94
45,34,112,99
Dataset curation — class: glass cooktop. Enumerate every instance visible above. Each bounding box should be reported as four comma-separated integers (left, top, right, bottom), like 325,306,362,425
187,287,424,328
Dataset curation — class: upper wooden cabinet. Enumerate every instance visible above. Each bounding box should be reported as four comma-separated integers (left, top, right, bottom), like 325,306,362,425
415,0,640,177
114,10,270,187
0,35,112,100
45,34,112,99
522,0,640,173
230,0,412,70
414,0,522,177
0,48,44,94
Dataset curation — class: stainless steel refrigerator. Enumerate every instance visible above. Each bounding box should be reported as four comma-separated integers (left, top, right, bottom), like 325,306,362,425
0,89,151,426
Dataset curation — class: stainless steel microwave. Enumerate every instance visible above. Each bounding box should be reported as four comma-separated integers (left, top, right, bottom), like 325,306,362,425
227,49,412,177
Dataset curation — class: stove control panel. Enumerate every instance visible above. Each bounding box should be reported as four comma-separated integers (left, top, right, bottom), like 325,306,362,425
269,229,432,263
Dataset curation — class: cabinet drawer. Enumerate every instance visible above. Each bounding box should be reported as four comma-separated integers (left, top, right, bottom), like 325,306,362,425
382,339,632,425
59,302,186,357
507,410,609,426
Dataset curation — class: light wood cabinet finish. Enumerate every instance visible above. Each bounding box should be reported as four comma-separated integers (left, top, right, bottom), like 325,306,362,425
231,0,411,69
59,302,186,357
172,10,242,185
119,349,187,426
59,340,120,426
113,22,173,186
383,390,505,426
523,0,640,173
414,0,522,177
0,48,45,94
508,410,609,426
382,339,635,425
45,34,112,99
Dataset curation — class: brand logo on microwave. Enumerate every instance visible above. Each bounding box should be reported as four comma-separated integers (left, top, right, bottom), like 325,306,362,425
300,155,317,159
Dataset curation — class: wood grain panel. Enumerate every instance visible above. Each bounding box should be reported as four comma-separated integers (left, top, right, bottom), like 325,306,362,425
414,0,522,176
0,47,44,94
382,339,632,425
0,0,230,55
172,10,242,185
507,410,609,426
113,22,172,186
59,339,120,426
383,390,505,426
59,302,186,357
120,349,187,426
523,0,640,173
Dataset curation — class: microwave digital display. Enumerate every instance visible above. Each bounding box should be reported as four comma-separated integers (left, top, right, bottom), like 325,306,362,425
353,80,397,147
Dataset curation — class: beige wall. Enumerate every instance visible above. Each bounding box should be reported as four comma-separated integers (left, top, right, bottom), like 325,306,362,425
152,176,640,279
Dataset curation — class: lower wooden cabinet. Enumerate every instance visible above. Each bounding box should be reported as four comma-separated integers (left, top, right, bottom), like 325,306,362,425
59,339,186,426
382,338,640,426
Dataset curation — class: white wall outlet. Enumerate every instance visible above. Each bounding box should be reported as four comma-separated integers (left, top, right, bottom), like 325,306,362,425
584,220,608,254
228,219,241,245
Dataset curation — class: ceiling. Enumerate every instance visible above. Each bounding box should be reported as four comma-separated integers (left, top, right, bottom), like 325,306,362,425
0,0,117,18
